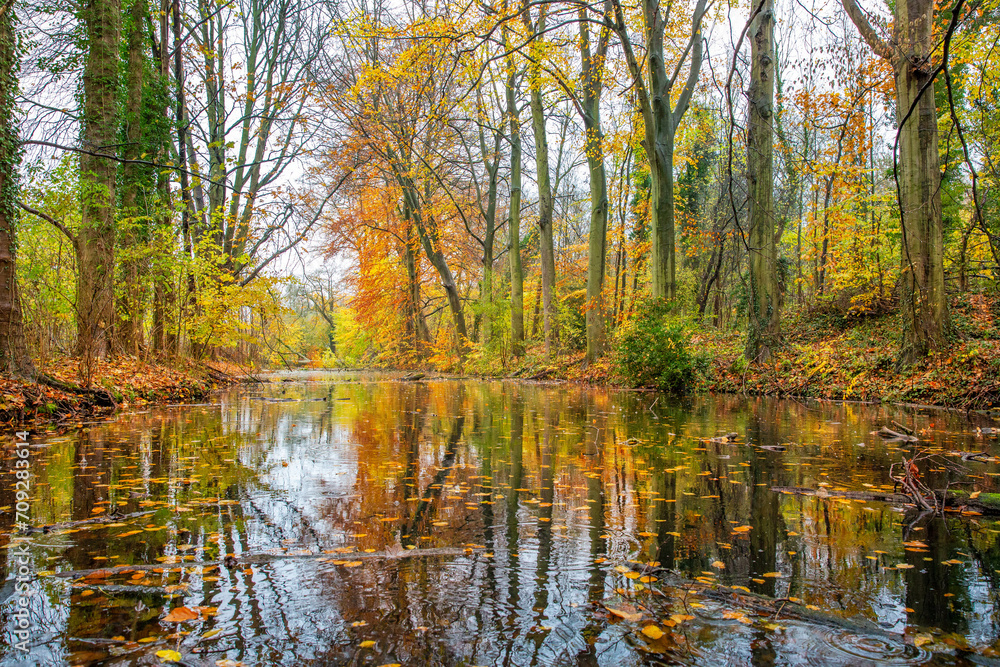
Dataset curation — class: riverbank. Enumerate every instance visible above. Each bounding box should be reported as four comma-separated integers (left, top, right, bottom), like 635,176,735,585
482,294,1000,413
0,357,253,430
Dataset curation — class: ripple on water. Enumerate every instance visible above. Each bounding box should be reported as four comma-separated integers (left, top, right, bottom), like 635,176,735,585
790,624,931,666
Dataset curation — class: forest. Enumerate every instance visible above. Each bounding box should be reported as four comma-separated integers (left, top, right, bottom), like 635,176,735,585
6,0,1000,662
1,0,999,404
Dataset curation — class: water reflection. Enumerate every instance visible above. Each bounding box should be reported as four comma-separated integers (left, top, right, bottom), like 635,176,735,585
2,377,1000,665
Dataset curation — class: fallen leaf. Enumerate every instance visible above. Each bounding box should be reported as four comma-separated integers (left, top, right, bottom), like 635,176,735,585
163,606,199,623
359,640,376,648
156,649,183,662
605,606,643,622
641,625,664,640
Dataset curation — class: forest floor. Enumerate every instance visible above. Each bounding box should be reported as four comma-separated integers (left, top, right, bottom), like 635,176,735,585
512,293,1000,413
0,357,253,431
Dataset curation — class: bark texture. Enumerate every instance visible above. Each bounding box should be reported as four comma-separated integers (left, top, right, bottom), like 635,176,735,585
0,2,33,377
746,0,780,362
77,0,121,362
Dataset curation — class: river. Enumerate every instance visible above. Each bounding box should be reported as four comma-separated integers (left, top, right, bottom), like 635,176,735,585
3,373,1000,665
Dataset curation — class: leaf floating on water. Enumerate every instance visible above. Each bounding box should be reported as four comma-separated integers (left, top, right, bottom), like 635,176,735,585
605,606,643,622
732,526,752,533
913,633,934,647
432,521,448,527
722,610,753,625
351,621,368,627
163,606,199,623
640,576,657,583
624,572,641,580
762,572,782,578
671,614,694,623
641,625,664,640
343,561,363,568
358,640,376,648
896,563,915,569
156,650,183,662
201,628,222,639
970,491,981,499
711,561,725,569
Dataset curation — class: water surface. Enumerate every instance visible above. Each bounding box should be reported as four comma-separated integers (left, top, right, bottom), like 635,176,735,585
3,375,1000,666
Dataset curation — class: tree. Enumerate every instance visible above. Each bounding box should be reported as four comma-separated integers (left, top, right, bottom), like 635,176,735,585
0,0,33,376
610,0,709,300
113,0,148,355
579,2,611,363
745,0,780,362
521,0,558,356
841,0,950,363
504,20,525,356
76,0,120,362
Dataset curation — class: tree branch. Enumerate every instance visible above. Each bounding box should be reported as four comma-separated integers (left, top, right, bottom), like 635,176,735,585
17,201,78,250
840,0,893,60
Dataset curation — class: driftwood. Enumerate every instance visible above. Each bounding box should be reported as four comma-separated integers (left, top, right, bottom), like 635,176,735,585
400,372,426,381
614,566,903,641
48,546,485,579
877,426,919,443
890,420,915,435
38,374,118,408
20,510,157,534
773,485,1000,515
203,364,264,385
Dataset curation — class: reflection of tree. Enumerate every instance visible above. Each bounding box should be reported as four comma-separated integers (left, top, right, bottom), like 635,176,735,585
577,392,609,666
903,517,970,633
527,401,556,662
401,402,464,547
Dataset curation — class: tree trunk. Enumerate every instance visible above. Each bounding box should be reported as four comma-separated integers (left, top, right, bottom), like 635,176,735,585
745,0,780,362
114,0,146,356
610,0,706,300
77,0,121,363
506,56,525,356
841,0,949,364
405,186,468,360
580,9,609,363
894,0,948,364
0,2,33,377
523,4,557,356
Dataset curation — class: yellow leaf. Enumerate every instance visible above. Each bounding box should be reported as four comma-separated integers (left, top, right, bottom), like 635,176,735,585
896,563,915,569
711,561,725,569
732,526,752,533
641,625,664,640
359,640,376,648
913,633,933,647
970,491,981,499
156,650,183,662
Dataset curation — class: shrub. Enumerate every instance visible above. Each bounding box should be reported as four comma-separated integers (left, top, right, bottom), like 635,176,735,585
611,299,703,393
